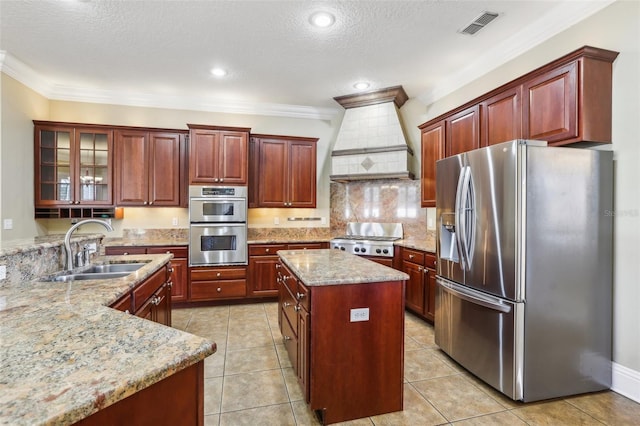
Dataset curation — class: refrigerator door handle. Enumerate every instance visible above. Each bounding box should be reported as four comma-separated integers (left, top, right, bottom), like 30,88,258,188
438,278,512,314
454,166,467,270
459,166,474,271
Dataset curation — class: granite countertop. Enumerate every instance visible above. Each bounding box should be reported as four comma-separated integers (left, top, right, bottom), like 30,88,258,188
394,237,436,253
278,249,409,286
0,254,216,425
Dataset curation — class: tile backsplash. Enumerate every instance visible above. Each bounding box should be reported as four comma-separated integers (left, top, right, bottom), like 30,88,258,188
330,179,428,239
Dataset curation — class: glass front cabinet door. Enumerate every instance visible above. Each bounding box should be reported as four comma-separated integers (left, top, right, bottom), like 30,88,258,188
35,123,113,207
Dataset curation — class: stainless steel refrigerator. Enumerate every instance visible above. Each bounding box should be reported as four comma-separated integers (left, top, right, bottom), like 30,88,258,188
435,139,613,402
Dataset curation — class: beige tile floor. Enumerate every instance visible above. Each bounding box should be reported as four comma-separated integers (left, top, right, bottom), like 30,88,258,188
172,303,640,425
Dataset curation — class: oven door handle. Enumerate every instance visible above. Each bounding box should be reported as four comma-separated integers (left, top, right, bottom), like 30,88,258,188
189,223,246,228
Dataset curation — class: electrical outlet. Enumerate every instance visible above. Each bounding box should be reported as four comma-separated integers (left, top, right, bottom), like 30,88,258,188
0,265,6,280
3,219,13,230
321,217,326,225
427,218,434,229
172,217,179,226
274,217,280,225
350,307,370,322
86,243,98,254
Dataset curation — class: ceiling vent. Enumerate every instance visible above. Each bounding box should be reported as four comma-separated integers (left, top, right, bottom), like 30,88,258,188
460,11,499,35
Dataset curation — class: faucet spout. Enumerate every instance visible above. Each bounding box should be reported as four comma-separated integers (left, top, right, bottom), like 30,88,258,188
64,219,114,271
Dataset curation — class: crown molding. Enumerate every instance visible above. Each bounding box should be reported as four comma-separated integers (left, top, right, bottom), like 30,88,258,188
417,0,616,105
0,51,341,121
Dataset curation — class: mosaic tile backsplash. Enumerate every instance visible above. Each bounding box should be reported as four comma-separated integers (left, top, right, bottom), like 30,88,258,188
330,179,429,239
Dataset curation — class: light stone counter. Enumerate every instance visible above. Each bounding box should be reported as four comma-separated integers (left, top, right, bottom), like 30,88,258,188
278,249,409,286
0,254,216,425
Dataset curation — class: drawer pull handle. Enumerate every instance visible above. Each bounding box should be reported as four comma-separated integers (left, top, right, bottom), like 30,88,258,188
294,305,301,312
265,248,270,253
123,252,129,256
283,336,291,341
124,310,130,315
167,281,173,288
296,292,305,300
216,272,221,277
283,302,291,308
217,287,222,292
409,254,414,259
168,267,174,273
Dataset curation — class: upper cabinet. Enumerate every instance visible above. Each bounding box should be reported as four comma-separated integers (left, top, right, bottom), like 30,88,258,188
114,129,187,207
250,134,318,208
419,46,618,207
34,121,113,208
187,124,250,185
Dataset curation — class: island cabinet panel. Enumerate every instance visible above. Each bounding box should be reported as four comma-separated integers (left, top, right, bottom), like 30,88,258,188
75,360,205,426
189,266,247,301
277,256,404,424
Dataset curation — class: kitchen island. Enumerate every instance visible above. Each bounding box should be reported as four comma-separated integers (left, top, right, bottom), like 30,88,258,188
0,253,216,425
277,249,408,425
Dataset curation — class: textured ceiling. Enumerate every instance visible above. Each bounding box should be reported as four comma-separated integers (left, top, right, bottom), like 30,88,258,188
0,0,614,118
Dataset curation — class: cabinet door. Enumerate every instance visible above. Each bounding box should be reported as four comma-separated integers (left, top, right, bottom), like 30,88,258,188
148,246,188,303
425,268,436,322
289,141,316,208
420,121,444,207
258,139,289,207
76,128,113,205
248,255,280,297
189,129,220,184
481,87,522,147
248,137,259,208
153,283,172,326
218,131,248,184
147,132,182,206
35,125,75,206
115,130,149,205
523,62,577,143
446,105,480,157
403,261,425,314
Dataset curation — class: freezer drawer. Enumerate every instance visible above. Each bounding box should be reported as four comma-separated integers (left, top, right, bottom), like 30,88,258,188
435,277,524,400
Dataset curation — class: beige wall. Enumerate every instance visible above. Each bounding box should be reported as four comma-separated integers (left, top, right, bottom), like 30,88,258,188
413,0,640,376
0,73,49,241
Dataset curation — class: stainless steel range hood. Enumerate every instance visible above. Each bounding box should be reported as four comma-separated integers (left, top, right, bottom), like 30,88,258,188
330,86,414,182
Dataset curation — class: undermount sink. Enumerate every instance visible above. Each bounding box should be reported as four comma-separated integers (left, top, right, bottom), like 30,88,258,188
80,263,148,274
50,271,132,282
43,262,149,282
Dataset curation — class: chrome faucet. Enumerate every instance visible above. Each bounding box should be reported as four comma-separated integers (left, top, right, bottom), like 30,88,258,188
64,219,114,271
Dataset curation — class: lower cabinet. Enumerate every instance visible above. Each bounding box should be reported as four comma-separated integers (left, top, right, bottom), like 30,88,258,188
105,245,188,303
399,247,437,322
277,258,404,424
248,242,327,298
109,263,172,326
189,266,247,301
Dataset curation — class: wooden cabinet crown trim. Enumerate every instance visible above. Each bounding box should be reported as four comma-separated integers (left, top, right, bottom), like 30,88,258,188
186,123,251,132
33,120,188,134
251,134,318,143
418,45,619,130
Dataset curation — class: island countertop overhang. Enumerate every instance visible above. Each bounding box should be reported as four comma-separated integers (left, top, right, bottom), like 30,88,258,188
277,249,409,286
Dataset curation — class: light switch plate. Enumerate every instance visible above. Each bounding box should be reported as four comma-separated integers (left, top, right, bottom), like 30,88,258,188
3,219,13,230
350,307,370,322
0,265,6,280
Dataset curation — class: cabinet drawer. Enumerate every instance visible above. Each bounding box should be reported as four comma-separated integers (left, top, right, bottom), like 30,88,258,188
297,283,310,312
190,267,246,281
281,313,298,372
133,266,167,311
287,242,325,250
148,246,188,258
425,252,437,270
190,280,247,300
249,244,287,256
105,246,147,256
281,282,298,334
402,248,425,264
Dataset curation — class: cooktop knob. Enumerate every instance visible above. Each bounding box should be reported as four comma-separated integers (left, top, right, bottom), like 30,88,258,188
361,248,367,253
383,249,389,254
340,246,345,251
376,248,382,254
354,247,360,252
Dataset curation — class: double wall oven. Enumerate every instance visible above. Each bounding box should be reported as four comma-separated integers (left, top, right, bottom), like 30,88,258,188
189,186,248,266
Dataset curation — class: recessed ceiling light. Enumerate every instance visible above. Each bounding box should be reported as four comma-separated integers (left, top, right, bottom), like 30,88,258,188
211,68,227,77
309,11,335,28
353,82,370,90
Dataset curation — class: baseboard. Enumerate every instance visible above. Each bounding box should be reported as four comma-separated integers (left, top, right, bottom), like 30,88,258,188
611,362,640,403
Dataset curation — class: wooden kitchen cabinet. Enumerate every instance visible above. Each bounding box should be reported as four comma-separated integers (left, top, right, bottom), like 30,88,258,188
446,105,480,157
251,134,317,208
249,242,327,298
277,257,404,424
108,262,172,327
34,121,113,208
187,124,250,185
420,121,445,207
189,266,247,301
114,129,187,207
105,245,188,303
400,247,436,322
481,86,522,147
